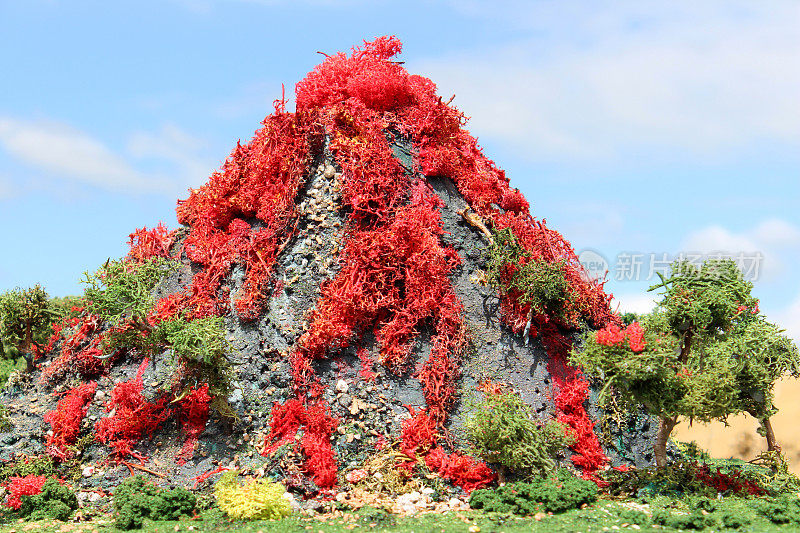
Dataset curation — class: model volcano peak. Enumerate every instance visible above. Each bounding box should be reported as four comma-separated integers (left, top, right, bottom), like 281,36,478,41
2,36,641,499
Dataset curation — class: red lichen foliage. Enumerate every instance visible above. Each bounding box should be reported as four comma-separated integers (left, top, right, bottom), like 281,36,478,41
425,447,496,493
356,348,378,382
175,384,211,465
541,324,608,478
596,322,646,353
94,359,170,461
44,381,97,460
294,183,466,423
399,408,495,492
39,314,115,383
261,399,339,489
399,408,438,461
4,475,47,510
694,463,764,496
128,222,174,263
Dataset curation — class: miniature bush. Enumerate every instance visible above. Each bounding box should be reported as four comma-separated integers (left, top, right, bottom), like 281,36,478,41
113,475,197,530
754,494,800,525
17,478,78,521
465,389,573,479
572,258,800,466
486,229,573,321
83,258,175,330
3,475,77,521
214,470,291,521
82,258,177,360
157,316,232,407
469,469,597,515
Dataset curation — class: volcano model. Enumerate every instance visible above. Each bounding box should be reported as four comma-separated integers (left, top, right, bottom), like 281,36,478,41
0,37,656,498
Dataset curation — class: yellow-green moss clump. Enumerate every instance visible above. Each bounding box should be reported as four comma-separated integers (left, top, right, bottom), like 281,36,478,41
214,471,291,521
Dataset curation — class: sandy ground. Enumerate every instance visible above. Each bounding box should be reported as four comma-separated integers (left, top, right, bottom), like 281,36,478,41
673,377,800,474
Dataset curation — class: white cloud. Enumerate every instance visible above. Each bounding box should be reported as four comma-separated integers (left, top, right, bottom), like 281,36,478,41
0,118,170,194
681,219,800,282
0,118,213,195
613,292,658,315
413,1,800,161
127,123,213,190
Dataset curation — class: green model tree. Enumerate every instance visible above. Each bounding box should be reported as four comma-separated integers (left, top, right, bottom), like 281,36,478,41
571,259,800,467
0,285,64,372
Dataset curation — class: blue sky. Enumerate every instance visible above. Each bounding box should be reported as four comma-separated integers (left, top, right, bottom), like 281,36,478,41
0,1,798,341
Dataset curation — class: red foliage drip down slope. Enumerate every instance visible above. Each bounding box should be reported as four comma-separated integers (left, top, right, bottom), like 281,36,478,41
174,109,313,321
44,381,97,461
175,384,212,465
94,359,170,461
540,323,609,478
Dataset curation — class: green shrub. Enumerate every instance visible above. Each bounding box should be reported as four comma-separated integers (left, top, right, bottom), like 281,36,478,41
720,508,753,529
572,259,800,467
113,475,197,530
0,455,57,484
469,469,597,515
160,317,231,395
465,390,573,479
83,258,175,328
18,478,78,521
214,470,291,521
662,511,717,530
486,229,572,320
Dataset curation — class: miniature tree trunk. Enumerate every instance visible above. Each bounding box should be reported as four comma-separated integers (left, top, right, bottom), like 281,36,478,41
654,415,678,468
759,416,780,453
22,320,35,373
746,407,781,453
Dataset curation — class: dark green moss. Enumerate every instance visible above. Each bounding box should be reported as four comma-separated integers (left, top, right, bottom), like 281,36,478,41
113,475,197,530
469,469,597,515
